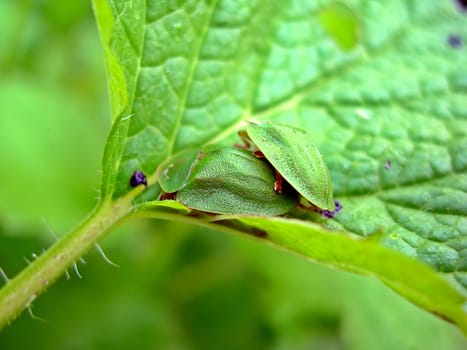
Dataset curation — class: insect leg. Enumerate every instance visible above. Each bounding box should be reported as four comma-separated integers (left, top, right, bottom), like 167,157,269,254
273,170,283,194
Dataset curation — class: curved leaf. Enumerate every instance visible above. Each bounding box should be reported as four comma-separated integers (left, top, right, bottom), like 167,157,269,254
235,216,467,332
93,0,467,330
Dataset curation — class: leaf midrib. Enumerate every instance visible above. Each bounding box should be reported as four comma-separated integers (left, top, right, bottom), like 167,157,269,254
166,0,219,156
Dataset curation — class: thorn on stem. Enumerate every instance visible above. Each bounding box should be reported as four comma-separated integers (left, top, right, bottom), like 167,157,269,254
0,267,9,284
26,300,46,323
73,262,83,279
95,243,120,268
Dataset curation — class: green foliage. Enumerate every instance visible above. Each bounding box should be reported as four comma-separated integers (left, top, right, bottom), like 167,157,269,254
0,0,466,343
1,228,465,349
0,0,107,231
236,216,466,329
91,0,467,331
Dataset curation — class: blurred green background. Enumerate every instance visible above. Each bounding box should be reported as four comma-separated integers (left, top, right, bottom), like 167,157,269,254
0,1,465,349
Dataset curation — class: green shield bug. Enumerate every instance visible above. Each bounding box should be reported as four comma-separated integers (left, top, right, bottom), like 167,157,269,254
158,148,299,215
157,149,200,193
241,122,335,211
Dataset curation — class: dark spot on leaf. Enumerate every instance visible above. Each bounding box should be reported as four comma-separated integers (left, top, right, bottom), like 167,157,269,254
251,228,268,238
384,160,391,170
334,200,343,211
197,151,205,160
447,34,462,48
431,311,455,325
453,0,467,11
130,170,147,187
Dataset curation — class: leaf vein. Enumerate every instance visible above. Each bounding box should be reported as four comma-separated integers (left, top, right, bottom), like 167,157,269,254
166,0,219,156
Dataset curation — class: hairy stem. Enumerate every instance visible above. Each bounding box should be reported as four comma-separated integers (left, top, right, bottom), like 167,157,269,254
0,197,133,330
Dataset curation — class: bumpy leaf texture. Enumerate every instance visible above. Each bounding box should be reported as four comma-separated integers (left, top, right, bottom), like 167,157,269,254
93,0,467,324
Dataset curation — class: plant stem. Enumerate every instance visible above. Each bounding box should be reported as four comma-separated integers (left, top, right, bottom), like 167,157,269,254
0,198,132,330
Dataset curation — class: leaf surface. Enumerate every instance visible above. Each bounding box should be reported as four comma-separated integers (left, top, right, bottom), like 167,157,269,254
93,0,467,330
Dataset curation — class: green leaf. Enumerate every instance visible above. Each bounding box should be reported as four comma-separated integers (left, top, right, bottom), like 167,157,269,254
0,79,103,229
233,216,467,332
135,200,190,214
93,0,467,331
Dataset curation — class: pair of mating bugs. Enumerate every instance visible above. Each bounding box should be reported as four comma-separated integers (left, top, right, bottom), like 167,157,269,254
131,122,340,217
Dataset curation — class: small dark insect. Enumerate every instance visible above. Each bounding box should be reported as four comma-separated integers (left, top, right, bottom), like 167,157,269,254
384,160,391,170
447,35,462,48
130,170,147,187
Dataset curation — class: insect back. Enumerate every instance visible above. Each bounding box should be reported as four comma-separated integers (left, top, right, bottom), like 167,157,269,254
245,122,335,211
175,148,299,215
157,149,200,194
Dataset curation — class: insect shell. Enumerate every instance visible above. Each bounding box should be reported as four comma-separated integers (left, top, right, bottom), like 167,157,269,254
157,148,298,215
241,122,335,211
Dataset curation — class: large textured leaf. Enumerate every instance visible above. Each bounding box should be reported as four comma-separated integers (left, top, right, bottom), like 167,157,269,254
93,0,467,330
